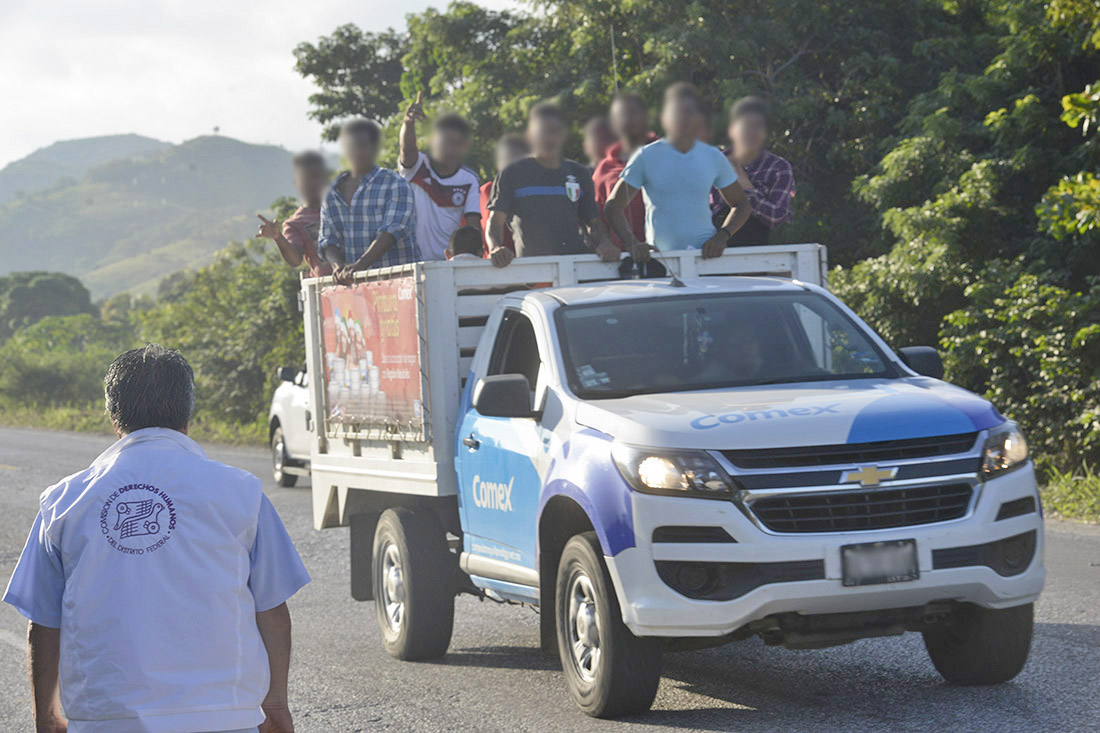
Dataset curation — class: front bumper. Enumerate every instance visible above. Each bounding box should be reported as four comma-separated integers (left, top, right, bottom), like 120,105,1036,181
604,465,1045,637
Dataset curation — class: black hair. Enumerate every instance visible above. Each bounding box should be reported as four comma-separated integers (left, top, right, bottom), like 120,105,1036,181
104,344,195,434
529,101,566,125
340,117,382,145
292,150,327,170
663,82,702,110
434,112,471,138
730,96,771,125
612,92,645,111
448,225,484,257
584,115,611,133
497,132,529,153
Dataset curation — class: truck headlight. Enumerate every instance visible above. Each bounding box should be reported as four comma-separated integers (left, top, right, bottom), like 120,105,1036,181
981,423,1029,478
612,444,736,498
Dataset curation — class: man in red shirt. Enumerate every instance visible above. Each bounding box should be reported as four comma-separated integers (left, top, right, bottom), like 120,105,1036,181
256,151,333,277
479,133,530,255
593,93,656,250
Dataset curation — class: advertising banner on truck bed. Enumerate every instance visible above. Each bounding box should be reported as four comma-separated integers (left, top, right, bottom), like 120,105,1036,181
319,277,424,435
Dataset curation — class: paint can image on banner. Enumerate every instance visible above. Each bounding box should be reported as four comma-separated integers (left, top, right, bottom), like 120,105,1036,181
319,277,423,431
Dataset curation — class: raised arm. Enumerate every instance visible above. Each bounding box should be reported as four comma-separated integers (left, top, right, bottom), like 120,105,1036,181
399,91,426,171
256,215,304,268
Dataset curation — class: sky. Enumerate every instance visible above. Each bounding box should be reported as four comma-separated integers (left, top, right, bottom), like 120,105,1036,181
0,0,516,169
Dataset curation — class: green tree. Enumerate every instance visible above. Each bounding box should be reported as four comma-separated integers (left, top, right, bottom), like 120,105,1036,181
0,272,98,341
136,240,305,424
295,0,960,261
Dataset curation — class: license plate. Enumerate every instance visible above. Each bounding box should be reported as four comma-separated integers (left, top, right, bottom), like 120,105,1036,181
841,539,919,587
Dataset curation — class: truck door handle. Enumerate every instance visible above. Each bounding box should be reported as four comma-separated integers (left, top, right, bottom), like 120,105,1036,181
462,434,480,450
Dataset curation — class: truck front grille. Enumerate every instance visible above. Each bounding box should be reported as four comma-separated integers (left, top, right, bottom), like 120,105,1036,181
749,483,973,533
723,433,978,470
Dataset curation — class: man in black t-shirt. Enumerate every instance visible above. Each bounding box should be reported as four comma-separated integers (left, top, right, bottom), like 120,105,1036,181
487,102,620,266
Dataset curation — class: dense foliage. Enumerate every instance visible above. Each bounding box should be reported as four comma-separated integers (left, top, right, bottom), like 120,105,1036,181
0,0,1097,483
0,242,304,438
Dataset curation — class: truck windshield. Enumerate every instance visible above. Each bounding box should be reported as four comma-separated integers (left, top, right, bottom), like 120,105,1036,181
556,291,895,399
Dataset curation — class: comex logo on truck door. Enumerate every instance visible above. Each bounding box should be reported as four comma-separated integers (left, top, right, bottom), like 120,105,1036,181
472,475,514,511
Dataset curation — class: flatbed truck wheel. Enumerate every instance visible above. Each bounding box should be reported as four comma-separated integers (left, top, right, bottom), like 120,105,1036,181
923,602,1034,685
555,532,662,717
270,425,296,487
372,507,455,660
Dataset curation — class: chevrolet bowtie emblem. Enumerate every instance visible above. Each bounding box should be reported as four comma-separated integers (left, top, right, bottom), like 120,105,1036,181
842,465,898,487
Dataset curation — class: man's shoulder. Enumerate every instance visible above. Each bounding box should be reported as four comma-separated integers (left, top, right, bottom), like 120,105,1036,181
563,158,591,177
762,149,793,171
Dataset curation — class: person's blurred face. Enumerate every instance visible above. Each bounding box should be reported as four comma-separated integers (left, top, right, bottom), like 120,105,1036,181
495,141,529,173
341,131,378,172
583,119,613,165
610,98,648,141
661,96,700,141
294,164,329,204
527,115,567,157
429,127,469,168
730,112,768,156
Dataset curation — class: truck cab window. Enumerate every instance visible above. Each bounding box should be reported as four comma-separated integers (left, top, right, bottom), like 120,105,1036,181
488,310,542,390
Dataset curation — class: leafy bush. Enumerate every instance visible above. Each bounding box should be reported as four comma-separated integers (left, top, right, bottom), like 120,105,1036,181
0,314,135,406
136,240,305,424
941,262,1100,473
1042,463,1100,521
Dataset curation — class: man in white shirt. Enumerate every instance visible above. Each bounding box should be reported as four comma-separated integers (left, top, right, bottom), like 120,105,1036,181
398,91,481,261
3,345,310,733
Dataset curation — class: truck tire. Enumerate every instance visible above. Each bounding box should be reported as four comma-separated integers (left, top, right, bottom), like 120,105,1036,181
372,507,455,660
555,532,662,717
270,425,297,487
923,602,1033,685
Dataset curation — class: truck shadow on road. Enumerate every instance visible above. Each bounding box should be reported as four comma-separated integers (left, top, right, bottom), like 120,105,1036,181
431,622,1098,731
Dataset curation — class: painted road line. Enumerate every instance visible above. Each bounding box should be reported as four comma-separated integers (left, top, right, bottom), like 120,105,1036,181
0,464,18,471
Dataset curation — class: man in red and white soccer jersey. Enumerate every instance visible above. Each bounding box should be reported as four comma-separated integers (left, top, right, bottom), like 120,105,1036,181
398,91,481,261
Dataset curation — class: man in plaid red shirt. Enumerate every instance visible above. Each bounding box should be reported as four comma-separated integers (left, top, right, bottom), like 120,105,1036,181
711,96,796,245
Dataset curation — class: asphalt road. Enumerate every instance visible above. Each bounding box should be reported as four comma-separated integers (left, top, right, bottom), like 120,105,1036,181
1,427,1098,732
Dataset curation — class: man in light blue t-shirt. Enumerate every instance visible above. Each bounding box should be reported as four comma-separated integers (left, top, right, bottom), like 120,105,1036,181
604,82,751,260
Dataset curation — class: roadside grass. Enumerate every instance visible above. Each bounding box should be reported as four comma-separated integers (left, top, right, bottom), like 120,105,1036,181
0,404,267,447
1041,464,1100,523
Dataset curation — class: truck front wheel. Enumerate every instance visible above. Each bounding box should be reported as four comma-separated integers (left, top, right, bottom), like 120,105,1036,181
923,602,1034,685
372,507,455,660
555,532,662,717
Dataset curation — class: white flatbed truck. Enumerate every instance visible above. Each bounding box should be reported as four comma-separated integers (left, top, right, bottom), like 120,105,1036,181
297,245,1044,717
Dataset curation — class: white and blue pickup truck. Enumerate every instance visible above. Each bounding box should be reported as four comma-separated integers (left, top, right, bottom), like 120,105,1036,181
294,245,1044,718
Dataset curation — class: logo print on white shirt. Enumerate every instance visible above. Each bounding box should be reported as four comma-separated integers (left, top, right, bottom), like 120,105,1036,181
451,189,466,206
100,484,178,555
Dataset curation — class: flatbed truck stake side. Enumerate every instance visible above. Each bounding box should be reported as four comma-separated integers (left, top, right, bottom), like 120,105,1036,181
278,246,1043,718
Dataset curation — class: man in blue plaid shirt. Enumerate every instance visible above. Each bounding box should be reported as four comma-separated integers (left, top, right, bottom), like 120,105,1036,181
319,118,422,283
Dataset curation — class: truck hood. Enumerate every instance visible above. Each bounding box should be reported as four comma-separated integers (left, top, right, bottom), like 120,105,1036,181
573,377,1004,450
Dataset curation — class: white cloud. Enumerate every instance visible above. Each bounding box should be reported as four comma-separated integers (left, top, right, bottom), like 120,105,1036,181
0,0,517,167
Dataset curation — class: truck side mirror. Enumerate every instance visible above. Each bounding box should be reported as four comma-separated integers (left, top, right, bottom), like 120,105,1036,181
898,346,944,380
276,366,296,383
473,374,536,418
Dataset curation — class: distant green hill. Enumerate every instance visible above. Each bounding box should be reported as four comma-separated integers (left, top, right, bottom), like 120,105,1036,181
0,134,170,203
0,136,297,299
